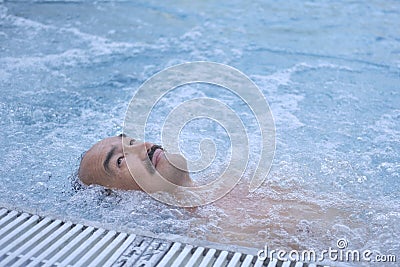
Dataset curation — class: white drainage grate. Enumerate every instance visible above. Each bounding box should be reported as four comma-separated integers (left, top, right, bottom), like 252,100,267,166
0,207,316,267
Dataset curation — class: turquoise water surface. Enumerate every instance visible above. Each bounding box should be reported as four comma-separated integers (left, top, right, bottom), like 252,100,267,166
0,1,399,265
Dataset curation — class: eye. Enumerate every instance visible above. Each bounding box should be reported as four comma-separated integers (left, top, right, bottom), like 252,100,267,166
129,139,136,145
117,156,124,167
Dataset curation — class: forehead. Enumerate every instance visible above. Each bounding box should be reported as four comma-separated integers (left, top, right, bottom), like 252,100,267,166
79,136,124,182
85,136,123,161
91,136,122,154
98,136,123,149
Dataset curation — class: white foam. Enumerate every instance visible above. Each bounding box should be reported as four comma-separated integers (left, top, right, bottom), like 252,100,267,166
371,109,400,143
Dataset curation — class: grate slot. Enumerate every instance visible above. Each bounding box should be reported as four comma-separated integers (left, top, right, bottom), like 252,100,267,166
0,214,38,250
118,236,153,266
0,207,312,267
156,242,182,267
0,209,8,219
0,213,31,243
73,230,117,266
1,218,61,267
170,244,193,266
58,227,106,266
198,248,216,267
0,211,19,230
41,226,95,267
12,221,74,267
26,223,84,267
103,234,136,267
227,252,242,267
267,258,278,267
254,257,268,267
214,250,229,267
134,239,172,267
0,216,51,266
241,254,254,267
185,247,205,266
87,232,129,267
281,260,292,267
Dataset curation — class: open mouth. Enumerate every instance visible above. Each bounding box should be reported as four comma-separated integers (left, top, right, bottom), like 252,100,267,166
147,145,164,167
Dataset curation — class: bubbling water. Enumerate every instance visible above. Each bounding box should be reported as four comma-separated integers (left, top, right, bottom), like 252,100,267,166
0,1,399,264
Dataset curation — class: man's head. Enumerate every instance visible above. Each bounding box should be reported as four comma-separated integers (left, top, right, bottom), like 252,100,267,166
78,134,193,191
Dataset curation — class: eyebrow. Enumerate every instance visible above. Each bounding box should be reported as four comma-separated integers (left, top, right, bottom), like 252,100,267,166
103,146,117,174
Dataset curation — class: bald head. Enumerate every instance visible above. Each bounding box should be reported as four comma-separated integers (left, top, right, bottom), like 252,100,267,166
78,135,193,191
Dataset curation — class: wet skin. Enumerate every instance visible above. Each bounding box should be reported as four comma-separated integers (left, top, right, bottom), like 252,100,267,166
78,135,193,191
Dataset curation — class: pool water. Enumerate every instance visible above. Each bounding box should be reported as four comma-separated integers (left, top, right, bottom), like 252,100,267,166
0,0,399,265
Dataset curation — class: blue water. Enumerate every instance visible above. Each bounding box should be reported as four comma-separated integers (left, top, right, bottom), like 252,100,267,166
0,0,399,264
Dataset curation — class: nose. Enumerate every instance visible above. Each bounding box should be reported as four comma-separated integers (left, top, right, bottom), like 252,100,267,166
143,142,154,152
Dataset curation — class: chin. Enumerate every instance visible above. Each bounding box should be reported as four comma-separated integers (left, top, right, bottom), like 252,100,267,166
158,153,193,187
175,172,193,187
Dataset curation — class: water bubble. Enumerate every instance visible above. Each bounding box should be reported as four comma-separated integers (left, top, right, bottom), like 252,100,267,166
32,109,45,122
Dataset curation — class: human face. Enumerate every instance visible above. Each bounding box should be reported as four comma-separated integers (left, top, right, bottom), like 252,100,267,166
78,135,193,191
